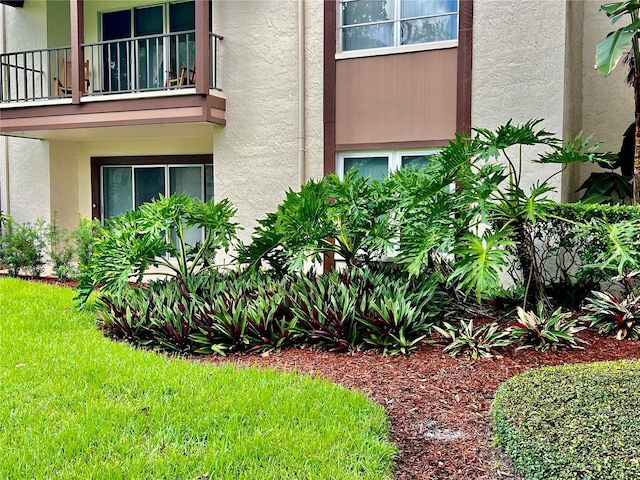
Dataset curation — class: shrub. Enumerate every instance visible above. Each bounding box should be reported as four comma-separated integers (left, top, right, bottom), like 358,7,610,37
47,212,76,281
493,361,640,480
433,320,510,359
581,290,640,340
508,304,586,351
0,216,46,277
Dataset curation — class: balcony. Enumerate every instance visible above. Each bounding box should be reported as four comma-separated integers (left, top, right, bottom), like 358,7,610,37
0,1,225,140
0,32,222,103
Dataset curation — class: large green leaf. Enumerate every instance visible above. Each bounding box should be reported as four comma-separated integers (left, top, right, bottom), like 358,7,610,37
595,27,636,76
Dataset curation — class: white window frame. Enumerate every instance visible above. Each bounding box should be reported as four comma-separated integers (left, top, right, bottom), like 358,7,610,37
337,149,441,180
336,0,459,60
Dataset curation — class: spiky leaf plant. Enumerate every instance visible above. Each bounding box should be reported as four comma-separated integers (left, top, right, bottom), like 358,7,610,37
433,320,511,359
509,304,586,351
581,290,640,340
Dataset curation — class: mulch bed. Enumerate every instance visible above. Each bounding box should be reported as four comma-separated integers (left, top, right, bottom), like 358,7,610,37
199,332,640,480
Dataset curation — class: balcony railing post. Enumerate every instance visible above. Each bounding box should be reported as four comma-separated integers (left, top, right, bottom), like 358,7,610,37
70,0,85,104
194,0,210,94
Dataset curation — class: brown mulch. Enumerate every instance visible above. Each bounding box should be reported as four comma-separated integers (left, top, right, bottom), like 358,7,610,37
198,332,640,480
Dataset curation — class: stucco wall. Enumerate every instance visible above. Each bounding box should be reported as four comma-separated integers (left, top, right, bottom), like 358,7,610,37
1,1,51,223
472,0,568,200
213,0,313,239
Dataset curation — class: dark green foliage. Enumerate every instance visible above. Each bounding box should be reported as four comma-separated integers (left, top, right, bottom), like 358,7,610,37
493,361,640,479
238,172,393,273
508,304,586,351
96,268,443,356
46,213,76,282
76,195,239,306
0,216,46,277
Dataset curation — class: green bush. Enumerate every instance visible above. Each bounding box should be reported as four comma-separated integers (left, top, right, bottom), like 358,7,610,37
508,304,586,351
0,216,46,277
493,361,640,480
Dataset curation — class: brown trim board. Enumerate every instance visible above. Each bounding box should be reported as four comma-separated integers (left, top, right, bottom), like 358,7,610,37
457,0,473,135
0,95,226,133
336,139,453,151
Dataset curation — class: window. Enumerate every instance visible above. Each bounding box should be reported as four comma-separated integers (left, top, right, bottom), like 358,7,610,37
338,0,458,54
94,156,214,247
338,149,438,181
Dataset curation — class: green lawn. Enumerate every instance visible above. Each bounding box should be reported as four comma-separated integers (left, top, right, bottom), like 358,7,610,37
0,278,396,480
493,360,640,480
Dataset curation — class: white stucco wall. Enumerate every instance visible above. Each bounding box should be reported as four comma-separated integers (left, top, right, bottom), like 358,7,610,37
472,0,568,200
1,1,51,223
213,0,321,239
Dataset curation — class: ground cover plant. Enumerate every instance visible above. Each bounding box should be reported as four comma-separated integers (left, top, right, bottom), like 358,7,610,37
492,360,640,480
0,278,396,479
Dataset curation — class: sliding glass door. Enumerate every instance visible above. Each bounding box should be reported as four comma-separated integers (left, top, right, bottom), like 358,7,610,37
100,1,195,93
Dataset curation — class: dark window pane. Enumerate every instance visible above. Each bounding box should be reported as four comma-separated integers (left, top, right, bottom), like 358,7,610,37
205,165,214,202
170,1,195,32
401,155,430,169
134,5,163,36
342,0,394,26
344,157,388,180
134,167,165,209
103,167,132,218
102,10,131,41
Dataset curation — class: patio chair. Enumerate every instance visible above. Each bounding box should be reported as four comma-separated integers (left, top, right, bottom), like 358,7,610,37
53,60,90,97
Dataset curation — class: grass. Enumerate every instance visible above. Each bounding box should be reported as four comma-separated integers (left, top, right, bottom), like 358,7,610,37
0,278,396,480
492,360,640,480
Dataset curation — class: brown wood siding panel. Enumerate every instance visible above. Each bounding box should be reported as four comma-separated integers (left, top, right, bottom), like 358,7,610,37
457,0,473,135
335,49,458,147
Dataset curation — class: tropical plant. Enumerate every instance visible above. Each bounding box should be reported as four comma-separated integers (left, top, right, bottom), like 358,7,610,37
595,1,640,204
76,194,239,305
433,320,511,359
238,171,394,274
581,290,640,339
73,216,101,272
394,120,606,308
509,304,586,351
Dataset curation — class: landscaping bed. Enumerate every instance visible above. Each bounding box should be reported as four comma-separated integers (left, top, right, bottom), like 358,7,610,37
199,332,640,480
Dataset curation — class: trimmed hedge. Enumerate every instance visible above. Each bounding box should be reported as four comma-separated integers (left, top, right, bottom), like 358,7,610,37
492,360,640,480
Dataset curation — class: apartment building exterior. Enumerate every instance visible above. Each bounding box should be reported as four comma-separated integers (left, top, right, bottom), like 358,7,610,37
0,0,633,239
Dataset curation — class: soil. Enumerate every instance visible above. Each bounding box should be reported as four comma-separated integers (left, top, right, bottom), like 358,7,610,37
19,276,640,479
199,332,640,480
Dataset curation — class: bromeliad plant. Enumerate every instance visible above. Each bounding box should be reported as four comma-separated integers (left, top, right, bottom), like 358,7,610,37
581,290,640,340
77,194,239,306
509,304,586,351
433,320,511,359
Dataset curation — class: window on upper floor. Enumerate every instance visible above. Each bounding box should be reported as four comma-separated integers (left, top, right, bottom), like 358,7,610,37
338,0,459,56
337,149,438,181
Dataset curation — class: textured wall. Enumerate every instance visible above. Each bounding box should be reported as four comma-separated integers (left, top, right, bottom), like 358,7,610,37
472,0,568,199
1,1,51,223
213,0,322,239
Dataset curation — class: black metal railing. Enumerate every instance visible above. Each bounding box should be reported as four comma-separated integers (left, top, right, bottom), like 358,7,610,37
0,31,222,103
0,46,71,103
